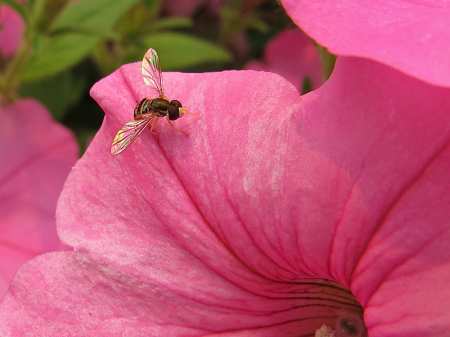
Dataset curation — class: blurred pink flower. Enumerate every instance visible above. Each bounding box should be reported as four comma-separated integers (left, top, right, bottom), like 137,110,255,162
245,28,324,92
0,0,83,58
0,99,78,298
281,0,450,87
0,2,26,58
0,50,449,335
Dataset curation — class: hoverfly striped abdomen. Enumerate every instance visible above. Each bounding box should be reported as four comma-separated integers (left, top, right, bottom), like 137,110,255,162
134,99,151,119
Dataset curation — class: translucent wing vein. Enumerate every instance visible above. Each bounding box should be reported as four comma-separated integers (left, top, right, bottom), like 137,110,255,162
142,48,164,98
110,116,155,155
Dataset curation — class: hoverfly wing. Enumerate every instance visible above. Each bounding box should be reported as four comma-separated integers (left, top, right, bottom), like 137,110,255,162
111,115,155,155
142,48,164,98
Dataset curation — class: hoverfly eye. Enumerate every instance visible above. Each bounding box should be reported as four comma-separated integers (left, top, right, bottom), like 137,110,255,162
169,100,182,108
168,104,180,120
168,100,182,120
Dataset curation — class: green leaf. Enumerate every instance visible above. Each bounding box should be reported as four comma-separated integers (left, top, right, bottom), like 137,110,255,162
19,69,87,120
142,33,232,70
315,44,336,80
51,0,141,33
0,0,28,22
141,0,161,18
33,0,70,32
19,0,142,81
19,34,99,82
151,17,193,31
51,25,120,40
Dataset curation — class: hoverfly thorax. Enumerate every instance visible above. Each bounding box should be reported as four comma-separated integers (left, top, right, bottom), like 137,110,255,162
150,97,170,113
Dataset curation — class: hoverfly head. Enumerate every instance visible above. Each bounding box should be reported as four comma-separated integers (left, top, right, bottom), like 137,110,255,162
168,100,183,120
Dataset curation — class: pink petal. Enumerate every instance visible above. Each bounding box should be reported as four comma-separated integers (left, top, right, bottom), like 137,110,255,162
245,28,324,91
0,99,78,298
300,57,450,335
0,57,449,336
0,4,25,58
281,0,450,87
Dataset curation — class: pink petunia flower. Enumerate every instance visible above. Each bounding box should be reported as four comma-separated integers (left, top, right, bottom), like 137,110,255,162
0,99,78,298
0,46,449,335
0,0,83,58
0,2,26,58
245,28,324,92
280,0,450,335
281,0,450,87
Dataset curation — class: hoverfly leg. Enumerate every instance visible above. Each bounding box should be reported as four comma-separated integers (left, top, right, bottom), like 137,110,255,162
149,118,160,142
167,119,189,136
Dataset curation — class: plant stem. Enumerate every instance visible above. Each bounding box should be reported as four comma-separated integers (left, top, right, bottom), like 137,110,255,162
0,39,33,103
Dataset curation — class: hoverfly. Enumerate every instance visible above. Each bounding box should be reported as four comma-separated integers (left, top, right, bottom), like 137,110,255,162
111,48,190,155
